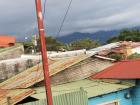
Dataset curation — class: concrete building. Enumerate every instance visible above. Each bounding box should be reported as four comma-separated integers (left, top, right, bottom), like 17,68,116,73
92,59,140,105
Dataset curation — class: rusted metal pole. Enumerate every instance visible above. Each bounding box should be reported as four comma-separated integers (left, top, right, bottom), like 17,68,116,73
35,0,53,105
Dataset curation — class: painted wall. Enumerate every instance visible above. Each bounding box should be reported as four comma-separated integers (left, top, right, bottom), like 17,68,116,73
132,80,140,105
88,89,133,105
132,47,140,54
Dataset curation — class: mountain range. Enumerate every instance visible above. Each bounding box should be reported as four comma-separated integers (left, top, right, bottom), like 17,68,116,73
56,26,140,44
16,26,140,43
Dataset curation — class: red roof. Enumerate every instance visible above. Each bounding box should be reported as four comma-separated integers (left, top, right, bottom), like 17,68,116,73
0,36,16,47
92,59,140,79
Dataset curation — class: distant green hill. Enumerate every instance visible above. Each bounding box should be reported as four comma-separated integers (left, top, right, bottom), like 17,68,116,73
56,26,140,44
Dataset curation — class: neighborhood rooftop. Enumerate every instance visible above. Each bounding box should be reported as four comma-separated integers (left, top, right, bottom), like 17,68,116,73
31,79,134,99
92,59,140,79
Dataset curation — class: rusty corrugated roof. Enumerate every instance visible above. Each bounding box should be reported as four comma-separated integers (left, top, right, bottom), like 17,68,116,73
0,54,90,89
0,54,90,104
0,89,35,105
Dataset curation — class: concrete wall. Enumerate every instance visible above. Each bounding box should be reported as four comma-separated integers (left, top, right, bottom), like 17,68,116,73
51,57,113,85
132,47,140,54
89,89,133,105
0,45,24,60
0,58,40,82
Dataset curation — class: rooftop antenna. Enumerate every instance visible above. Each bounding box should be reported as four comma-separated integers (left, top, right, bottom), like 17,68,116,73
35,0,53,105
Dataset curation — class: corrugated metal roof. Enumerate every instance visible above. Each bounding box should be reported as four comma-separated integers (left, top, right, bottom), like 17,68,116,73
31,79,134,99
0,89,35,105
92,59,140,79
0,55,90,104
20,90,88,105
0,54,90,89
89,42,120,53
51,57,113,85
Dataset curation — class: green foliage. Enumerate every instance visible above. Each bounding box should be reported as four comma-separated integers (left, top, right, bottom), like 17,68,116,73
70,38,100,50
107,29,140,43
128,53,140,60
108,53,124,61
23,36,101,52
38,36,64,51
23,42,33,54
107,36,119,43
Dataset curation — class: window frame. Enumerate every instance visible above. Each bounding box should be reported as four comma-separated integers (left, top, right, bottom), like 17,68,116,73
97,99,120,105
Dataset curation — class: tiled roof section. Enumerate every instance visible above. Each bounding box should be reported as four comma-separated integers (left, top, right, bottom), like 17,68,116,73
0,54,90,89
0,36,16,47
30,79,134,99
92,59,140,79
0,89,35,105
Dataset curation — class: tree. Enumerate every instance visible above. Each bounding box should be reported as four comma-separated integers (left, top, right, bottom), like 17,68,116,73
108,53,124,61
128,53,140,60
38,36,64,51
107,29,140,43
23,41,33,54
70,38,100,50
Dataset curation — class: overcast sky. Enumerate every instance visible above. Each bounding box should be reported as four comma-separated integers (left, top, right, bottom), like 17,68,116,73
0,0,140,39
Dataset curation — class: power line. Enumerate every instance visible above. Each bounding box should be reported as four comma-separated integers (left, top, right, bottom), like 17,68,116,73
57,0,73,37
43,0,47,20
33,0,47,38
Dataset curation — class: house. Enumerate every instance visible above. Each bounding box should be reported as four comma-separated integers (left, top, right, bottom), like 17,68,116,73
18,88,88,105
51,55,114,85
28,79,134,105
1,43,140,105
0,51,115,104
0,36,16,48
0,54,90,104
92,59,140,79
0,46,115,104
96,41,140,59
0,44,24,60
91,59,140,105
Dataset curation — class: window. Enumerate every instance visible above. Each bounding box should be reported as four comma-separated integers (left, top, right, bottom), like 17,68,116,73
105,102,118,105
98,100,119,105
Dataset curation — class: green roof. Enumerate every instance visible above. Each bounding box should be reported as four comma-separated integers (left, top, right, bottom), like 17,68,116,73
31,79,134,99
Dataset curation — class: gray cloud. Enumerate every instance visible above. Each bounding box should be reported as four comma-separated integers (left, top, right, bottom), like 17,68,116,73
0,0,140,38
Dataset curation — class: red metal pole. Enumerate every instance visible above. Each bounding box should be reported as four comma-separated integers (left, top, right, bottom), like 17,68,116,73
35,0,53,105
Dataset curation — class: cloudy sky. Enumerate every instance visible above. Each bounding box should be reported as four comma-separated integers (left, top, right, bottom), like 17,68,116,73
0,0,140,39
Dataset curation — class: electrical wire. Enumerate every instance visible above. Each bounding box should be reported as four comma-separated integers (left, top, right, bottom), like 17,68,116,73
43,0,47,20
57,0,73,37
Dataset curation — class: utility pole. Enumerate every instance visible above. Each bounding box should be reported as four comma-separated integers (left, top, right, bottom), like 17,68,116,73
35,0,53,105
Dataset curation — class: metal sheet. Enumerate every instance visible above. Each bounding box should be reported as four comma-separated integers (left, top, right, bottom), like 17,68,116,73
92,59,140,79
90,42,120,53
31,79,134,99
0,89,35,105
20,89,88,105
0,54,90,89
